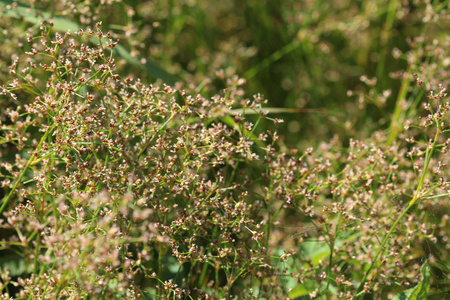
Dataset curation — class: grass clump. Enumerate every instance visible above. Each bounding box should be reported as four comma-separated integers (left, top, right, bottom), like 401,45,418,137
0,1,448,299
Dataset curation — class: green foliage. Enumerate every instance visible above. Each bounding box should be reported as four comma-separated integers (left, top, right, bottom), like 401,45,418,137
392,262,430,300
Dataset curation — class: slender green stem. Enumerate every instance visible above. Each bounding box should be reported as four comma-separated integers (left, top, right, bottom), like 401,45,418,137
33,232,41,274
376,0,398,82
354,200,412,297
387,65,411,145
325,194,346,294
355,127,440,297
0,123,56,215
410,130,439,206
199,261,209,289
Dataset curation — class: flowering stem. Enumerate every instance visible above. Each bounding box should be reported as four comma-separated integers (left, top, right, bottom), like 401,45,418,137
355,126,440,297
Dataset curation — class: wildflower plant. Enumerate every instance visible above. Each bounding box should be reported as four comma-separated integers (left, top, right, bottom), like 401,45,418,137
0,2,449,300
0,22,288,299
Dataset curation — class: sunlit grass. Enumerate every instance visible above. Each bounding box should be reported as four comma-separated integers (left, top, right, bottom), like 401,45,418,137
0,1,448,299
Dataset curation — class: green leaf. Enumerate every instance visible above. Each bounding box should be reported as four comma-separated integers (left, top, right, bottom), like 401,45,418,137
298,239,330,266
288,278,336,299
392,262,430,300
0,1,79,32
288,283,312,298
0,253,32,277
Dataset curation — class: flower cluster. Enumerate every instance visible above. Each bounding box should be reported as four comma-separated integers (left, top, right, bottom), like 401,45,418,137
0,4,448,300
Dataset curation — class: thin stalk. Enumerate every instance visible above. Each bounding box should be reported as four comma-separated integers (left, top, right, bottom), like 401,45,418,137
326,194,346,294
0,123,56,215
199,262,209,289
244,38,301,80
33,231,41,274
376,0,399,82
355,127,440,297
387,65,411,145
410,131,439,206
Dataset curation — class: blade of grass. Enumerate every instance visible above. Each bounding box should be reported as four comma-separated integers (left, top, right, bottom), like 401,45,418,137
375,0,399,82
244,38,301,80
229,107,337,116
0,0,79,32
0,123,57,215
387,66,412,145
113,44,178,85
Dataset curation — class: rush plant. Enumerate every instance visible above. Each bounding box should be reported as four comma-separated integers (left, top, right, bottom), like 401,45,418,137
0,2,449,300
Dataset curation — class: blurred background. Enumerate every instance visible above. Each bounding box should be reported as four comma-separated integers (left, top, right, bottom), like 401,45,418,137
0,0,448,149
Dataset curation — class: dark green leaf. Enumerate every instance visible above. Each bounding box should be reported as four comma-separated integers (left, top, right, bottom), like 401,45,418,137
392,262,430,300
